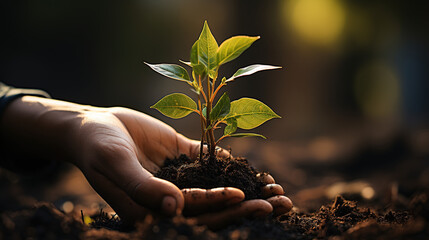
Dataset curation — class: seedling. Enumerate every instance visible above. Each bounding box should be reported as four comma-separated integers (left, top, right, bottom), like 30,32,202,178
146,21,281,160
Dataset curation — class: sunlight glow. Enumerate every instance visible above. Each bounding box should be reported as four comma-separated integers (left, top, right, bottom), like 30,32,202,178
284,0,346,47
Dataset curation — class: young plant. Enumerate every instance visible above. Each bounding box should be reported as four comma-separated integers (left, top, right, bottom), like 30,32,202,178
146,21,281,160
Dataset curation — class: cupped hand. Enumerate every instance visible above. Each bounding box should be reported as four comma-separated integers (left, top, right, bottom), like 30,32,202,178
72,106,293,226
181,174,293,229
69,106,200,220
1,96,292,228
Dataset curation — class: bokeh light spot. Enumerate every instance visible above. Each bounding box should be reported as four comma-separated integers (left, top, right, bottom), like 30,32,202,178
284,0,346,47
354,61,401,119
62,201,74,214
361,186,375,200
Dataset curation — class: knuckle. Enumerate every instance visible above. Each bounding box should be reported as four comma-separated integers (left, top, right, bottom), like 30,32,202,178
124,179,142,200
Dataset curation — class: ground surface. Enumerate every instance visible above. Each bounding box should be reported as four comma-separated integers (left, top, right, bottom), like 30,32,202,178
1,128,428,239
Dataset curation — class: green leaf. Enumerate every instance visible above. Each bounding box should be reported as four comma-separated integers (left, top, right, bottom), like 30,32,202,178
151,93,197,119
145,63,191,83
188,72,201,94
179,60,192,67
190,40,199,66
193,65,206,77
198,21,218,78
227,64,281,82
189,40,206,76
217,36,260,66
210,92,230,121
227,98,280,129
229,133,266,139
224,118,237,135
202,106,207,118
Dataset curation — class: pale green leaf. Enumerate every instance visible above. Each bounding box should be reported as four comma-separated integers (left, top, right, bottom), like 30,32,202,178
227,98,280,129
217,36,259,65
190,40,199,66
198,21,218,77
189,40,206,76
227,64,281,82
229,133,266,139
202,106,207,118
151,93,197,119
179,60,192,67
190,87,199,95
210,92,230,121
224,118,237,135
145,63,190,83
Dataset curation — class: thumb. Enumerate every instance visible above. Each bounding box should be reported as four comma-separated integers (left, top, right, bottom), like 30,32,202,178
131,175,184,216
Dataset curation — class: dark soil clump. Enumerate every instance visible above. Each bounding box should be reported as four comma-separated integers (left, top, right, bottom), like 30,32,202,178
155,154,266,200
89,209,134,232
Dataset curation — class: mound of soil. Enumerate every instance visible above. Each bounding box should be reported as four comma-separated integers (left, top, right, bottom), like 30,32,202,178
155,154,266,200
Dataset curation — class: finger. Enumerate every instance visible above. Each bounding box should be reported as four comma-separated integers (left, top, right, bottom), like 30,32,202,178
83,168,148,223
193,199,273,230
266,195,293,216
131,176,184,217
256,173,275,184
215,146,232,159
174,135,201,161
109,107,182,167
181,187,244,216
88,141,184,216
261,184,285,198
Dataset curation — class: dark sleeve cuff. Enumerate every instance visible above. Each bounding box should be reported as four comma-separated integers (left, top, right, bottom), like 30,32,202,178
0,82,55,175
0,82,51,116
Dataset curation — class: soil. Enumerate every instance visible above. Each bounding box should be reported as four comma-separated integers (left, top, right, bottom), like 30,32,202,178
1,193,426,239
155,154,266,200
1,129,429,239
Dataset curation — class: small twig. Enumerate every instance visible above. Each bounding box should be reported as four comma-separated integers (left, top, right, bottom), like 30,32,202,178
81,210,85,225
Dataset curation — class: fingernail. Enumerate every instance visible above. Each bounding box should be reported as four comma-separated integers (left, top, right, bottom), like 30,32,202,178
162,196,177,216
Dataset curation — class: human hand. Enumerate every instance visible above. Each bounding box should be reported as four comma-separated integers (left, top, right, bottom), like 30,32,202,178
0,96,292,227
0,97,191,219
181,174,292,229
80,106,292,225
104,107,293,228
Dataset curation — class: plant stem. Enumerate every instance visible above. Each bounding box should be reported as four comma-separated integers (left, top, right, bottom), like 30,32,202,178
200,85,208,103
206,76,216,158
198,75,209,157
210,83,225,102
215,135,229,146
211,73,217,97
212,120,224,130
197,93,205,161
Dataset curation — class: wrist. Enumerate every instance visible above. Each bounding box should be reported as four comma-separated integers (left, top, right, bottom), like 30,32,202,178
0,96,91,165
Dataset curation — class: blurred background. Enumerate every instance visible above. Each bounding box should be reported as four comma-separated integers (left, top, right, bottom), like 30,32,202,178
1,0,429,211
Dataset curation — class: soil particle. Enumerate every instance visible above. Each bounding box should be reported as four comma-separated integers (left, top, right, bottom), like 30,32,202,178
89,209,133,232
331,195,356,217
155,154,266,200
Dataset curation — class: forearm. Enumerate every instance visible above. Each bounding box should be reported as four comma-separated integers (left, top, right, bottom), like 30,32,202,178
0,96,90,166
